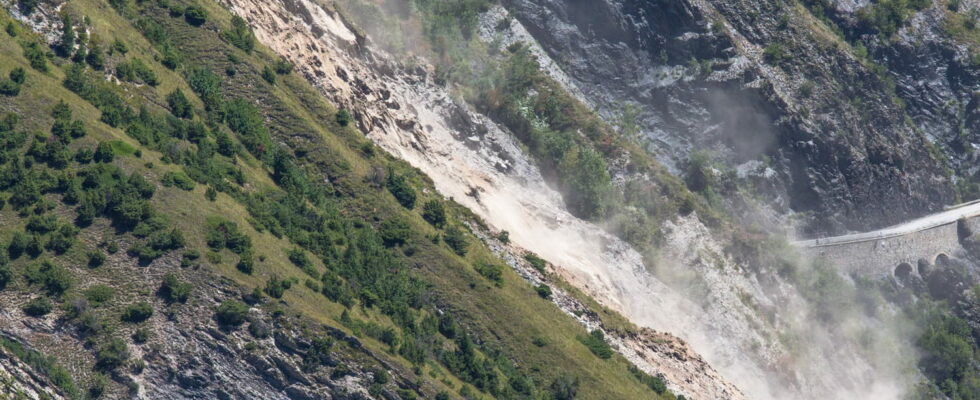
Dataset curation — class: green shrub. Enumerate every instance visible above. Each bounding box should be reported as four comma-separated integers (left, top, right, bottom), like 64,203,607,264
205,217,251,254
422,200,446,228
336,109,352,127
96,338,129,370
85,285,115,306
86,41,106,71
17,0,39,14
0,78,20,96
224,98,272,156
263,275,291,298
132,328,150,343
167,89,193,118
475,261,504,286
111,39,128,54
261,65,276,84
94,141,115,163
535,284,552,299
8,232,29,259
184,5,208,26
121,302,153,322
160,273,192,303
89,373,108,398
162,171,195,190
380,217,411,247
386,172,416,209
444,226,468,256
187,67,223,111
550,376,579,400
222,15,255,53
763,43,787,65
578,330,613,359
25,260,72,295
22,41,48,72
9,67,25,85
215,299,249,326
0,264,11,289
273,57,293,74
23,296,53,316
628,365,667,394
88,250,106,268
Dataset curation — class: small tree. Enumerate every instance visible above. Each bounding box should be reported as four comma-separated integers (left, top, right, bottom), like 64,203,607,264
86,41,106,71
94,142,114,163
167,89,193,118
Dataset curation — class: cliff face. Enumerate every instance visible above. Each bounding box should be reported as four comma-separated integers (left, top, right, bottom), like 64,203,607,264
500,0,977,236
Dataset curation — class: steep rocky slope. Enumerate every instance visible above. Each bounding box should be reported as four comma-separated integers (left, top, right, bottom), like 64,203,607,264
1,0,976,399
0,0,717,398
221,0,937,399
498,0,978,236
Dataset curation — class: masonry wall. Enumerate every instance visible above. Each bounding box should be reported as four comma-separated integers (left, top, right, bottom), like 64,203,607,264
800,221,963,278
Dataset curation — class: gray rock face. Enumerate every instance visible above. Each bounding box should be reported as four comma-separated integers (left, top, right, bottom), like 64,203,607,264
500,0,976,236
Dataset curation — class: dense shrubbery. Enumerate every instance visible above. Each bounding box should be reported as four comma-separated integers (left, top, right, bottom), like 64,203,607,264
916,310,980,399
386,171,416,209
578,330,613,359
206,217,252,254
380,217,411,247
187,67,224,112
24,260,72,296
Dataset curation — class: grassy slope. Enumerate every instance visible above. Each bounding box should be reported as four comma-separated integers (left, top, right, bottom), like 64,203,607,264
0,1,674,399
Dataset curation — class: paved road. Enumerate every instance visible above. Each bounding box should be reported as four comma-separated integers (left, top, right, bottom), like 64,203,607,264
795,200,980,247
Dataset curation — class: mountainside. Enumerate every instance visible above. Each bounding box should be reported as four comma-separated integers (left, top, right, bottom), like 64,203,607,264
499,0,978,236
0,0,978,400
0,0,726,398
